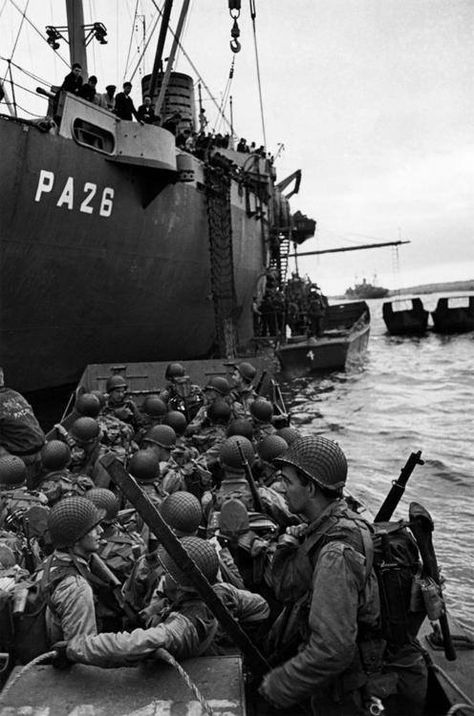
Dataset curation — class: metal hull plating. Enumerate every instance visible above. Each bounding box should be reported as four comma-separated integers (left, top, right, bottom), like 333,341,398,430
0,118,266,392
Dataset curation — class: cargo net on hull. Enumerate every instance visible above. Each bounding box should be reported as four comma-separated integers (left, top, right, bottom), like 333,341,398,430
204,165,238,359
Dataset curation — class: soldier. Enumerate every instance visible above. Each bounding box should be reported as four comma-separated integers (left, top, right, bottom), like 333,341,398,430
38,440,94,505
214,436,256,511
103,376,142,433
0,366,45,489
186,376,231,436
250,398,276,442
52,535,267,668
67,418,110,488
229,362,258,419
259,436,381,716
135,395,167,446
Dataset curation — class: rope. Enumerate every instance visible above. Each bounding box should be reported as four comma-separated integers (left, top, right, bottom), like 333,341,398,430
0,650,57,705
8,0,29,61
430,663,474,711
155,647,214,715
123,0,140,82
249,0,267,149
129,13,160,82
7,0,69,67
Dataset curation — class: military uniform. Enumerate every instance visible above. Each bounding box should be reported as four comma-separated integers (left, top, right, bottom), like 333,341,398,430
262,500,380,715
0,386,45,488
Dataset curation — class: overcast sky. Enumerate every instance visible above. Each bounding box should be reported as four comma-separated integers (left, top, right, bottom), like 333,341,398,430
2,0,473,295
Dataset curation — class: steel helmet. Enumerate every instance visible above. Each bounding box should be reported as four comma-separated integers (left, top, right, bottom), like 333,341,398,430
85,487,119,521
257,434,288,463
236,361,257,382
219,435,255,469
75,392,101,418
274,435,347,492
142,395,167,418
40,440,71,471
128,449,160,483
160,492,202,535
90,389,106,409
160,536,219,587
208,398,231,424
0,455,27,487
205,376,231,396
163,411,187,436
165,362,186,380
70,417,100,444
106,375,128,392
227,418,254,441
48,496,105,549
143,424,177,449
276,426,301,445
250,398,273,423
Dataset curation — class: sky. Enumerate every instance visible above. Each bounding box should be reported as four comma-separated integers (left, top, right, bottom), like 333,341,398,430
1,0,473,295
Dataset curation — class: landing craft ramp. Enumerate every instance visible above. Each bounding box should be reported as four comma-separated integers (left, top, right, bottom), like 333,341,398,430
0,656,245,715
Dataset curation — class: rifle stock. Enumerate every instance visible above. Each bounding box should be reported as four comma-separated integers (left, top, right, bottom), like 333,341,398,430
375,450,424,522
236,441,262,512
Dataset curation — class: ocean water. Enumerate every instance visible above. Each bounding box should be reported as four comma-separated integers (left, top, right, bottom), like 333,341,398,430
281,292,474,629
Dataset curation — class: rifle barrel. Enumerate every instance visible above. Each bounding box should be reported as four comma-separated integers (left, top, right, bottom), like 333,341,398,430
374,450,423,522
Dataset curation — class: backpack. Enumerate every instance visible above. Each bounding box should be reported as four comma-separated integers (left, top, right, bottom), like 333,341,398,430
0,556,79,665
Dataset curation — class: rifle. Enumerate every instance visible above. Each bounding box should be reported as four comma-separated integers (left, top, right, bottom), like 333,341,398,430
100,453,270,677
21,516,36,575
374,450,424,523
236,441,262,512
408,502,456,661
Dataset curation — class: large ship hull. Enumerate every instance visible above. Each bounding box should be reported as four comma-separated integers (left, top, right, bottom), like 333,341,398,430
0,115,267,392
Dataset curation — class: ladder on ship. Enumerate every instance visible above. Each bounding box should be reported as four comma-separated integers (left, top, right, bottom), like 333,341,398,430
269,235,291,286
204,165,238,359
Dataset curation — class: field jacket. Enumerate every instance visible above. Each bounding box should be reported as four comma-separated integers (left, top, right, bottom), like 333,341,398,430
262,500,380,709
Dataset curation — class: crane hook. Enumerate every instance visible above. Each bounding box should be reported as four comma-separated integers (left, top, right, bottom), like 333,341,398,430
230,17,241,53
230,37,241,53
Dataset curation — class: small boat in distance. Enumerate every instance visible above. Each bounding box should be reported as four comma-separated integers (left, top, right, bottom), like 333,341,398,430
276,300,370,376
345,277,389,300
382,298,429,336
431,296,474,334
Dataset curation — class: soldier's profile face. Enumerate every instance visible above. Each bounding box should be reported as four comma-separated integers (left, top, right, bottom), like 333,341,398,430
280,465,311,515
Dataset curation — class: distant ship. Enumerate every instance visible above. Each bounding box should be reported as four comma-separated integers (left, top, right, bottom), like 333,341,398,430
0,2,315,393
345,278,389,300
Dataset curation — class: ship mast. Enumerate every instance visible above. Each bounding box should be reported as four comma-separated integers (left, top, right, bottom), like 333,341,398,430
65,0,88,75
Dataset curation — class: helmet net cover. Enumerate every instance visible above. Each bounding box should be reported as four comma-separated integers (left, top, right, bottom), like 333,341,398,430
85,487,120,521
250,398,274,422
160,492,202,534
276,426,301,445
257,434,288,463
208,398,231,423
70,417,100,443
205,376,231,396
227,419,254,441
48,496,105,548
165,363,186,380
41,440,71,471
219,435,255,469
236,362,257,382
274,435,347,491
159,536,219,587
0,455,27,486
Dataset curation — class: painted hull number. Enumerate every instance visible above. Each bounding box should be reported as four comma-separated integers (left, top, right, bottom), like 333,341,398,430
34,170,114,217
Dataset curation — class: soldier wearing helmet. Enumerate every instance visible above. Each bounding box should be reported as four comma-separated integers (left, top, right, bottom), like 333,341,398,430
103,375,142,432
259,436,380,715
51,534,268,670
250,398,276,442
161,366,204,423
230,362,258,419
185,376,231,436
37,440,94,505
0,366,45,489
135,395,168,446
67,418,110,488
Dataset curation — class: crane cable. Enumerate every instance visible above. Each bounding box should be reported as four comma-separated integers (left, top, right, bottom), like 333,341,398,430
249,0,267,149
